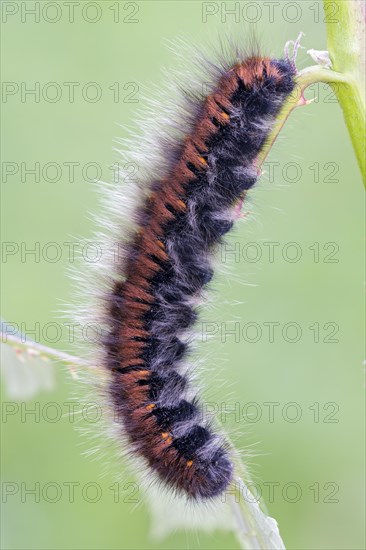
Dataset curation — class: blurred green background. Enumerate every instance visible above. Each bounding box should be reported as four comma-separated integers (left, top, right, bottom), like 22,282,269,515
1,1,365,549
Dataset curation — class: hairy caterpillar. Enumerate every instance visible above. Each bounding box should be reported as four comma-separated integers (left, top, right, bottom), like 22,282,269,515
91,44,297,500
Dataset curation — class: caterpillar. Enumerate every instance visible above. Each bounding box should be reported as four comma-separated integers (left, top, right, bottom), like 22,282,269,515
95,44,297,500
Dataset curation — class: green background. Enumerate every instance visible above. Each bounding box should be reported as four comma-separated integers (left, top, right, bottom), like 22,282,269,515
1,1,364,549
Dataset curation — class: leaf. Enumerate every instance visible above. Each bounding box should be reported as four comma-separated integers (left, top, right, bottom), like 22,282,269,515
141,476,285,549
227,478,286,550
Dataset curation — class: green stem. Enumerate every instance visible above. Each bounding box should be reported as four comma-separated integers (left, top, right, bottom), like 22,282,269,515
324,0,366,186
257,65,348,169
258,0,366,187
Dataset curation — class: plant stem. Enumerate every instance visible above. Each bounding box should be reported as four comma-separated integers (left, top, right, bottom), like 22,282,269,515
258,0,366,188
323,0,365,186
256,65,348,169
